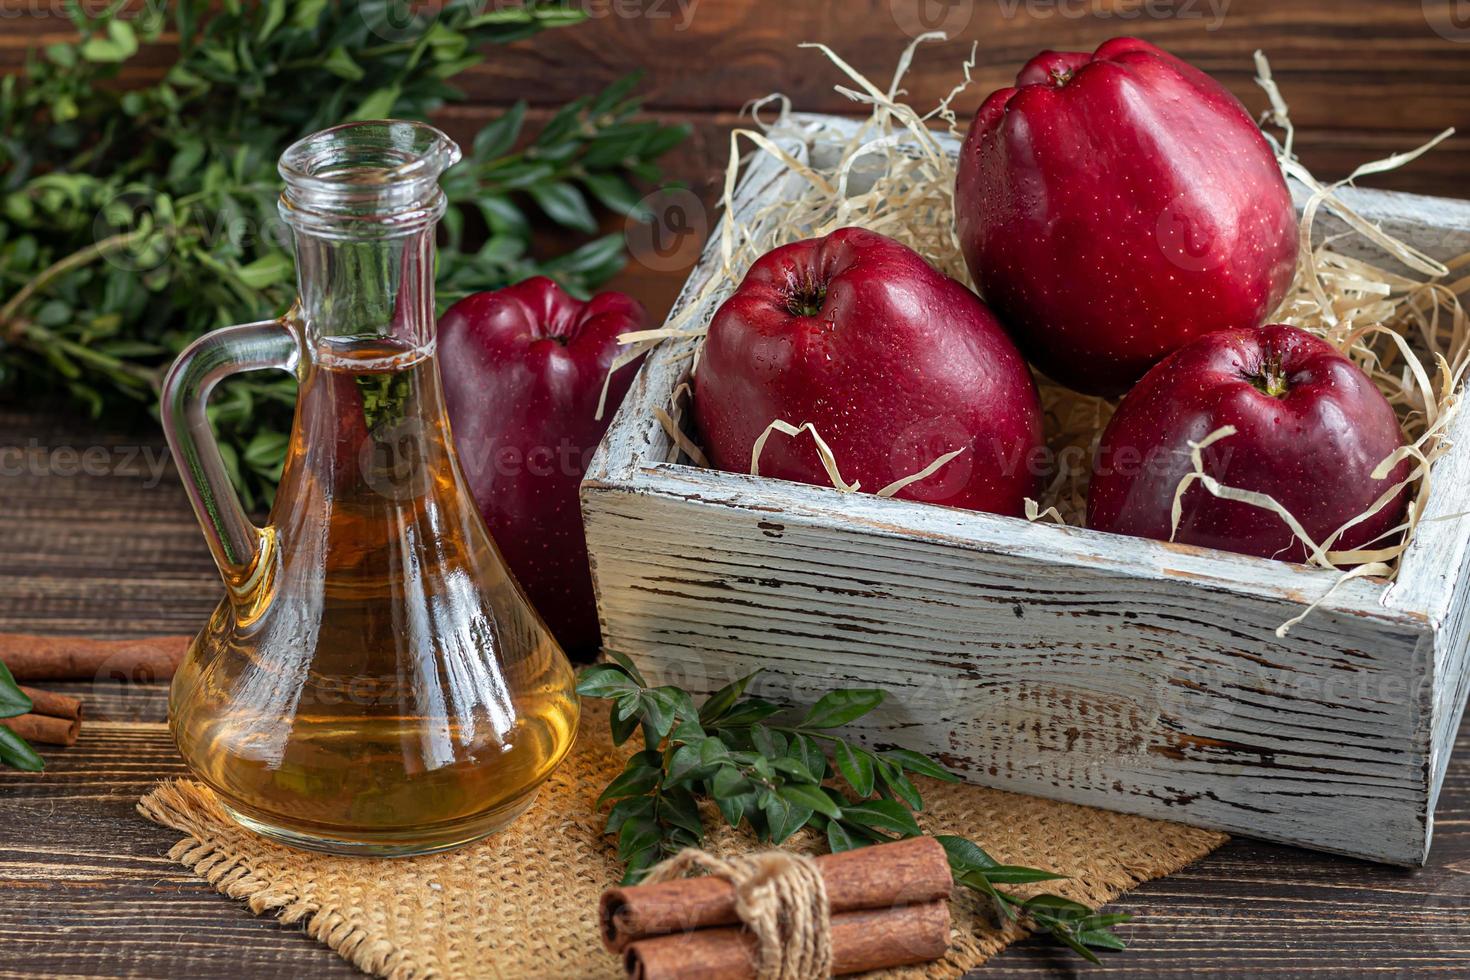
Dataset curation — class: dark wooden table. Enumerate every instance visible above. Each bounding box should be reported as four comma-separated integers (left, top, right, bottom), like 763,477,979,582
3,404,1470,978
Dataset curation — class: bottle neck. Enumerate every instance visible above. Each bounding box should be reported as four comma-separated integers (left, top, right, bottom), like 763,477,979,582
292,224,437,360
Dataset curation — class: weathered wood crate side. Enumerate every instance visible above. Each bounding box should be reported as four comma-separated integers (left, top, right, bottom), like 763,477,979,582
583,464,1436,864
1396,407,1470,856
582,115,1470,864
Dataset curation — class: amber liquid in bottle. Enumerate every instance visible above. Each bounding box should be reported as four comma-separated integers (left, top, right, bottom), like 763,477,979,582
170,338,578,853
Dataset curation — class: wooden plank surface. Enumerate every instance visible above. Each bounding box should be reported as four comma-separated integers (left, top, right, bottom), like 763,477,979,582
6,2,1470,974
5,407,1470,975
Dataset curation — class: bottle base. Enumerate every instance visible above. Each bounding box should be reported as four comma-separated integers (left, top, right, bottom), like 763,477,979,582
217,789,540,858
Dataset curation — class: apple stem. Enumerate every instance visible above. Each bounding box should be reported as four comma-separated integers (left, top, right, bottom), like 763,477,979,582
785,280,828,318
1247,357,1291,398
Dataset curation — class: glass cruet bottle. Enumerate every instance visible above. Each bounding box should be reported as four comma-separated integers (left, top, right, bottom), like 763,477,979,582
160,120,579,856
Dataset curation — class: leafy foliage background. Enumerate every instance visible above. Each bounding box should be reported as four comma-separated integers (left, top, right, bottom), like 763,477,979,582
0,0,687,506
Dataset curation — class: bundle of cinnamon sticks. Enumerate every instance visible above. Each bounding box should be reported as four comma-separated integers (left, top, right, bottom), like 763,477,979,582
600,836,954,980
4,684,83,746
0,632,191,749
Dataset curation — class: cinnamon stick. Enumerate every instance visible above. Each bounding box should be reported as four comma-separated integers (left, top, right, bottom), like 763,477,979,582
2,685,84,746
18,686,82,721
0,633,190,682
622,900,951,980
3,712,80,746
601,836,952,952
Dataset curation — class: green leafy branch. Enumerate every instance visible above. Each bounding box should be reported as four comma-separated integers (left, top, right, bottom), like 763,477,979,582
576,657,1131,964
0,0,688,507
0,660,42,772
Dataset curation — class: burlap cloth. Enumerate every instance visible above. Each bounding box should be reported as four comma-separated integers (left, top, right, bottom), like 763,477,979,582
138,701,1226,978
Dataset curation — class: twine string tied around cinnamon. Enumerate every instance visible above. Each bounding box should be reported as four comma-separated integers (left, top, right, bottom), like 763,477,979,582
642,848,833,980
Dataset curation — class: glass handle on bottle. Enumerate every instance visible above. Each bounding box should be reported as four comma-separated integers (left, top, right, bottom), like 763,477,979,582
161,316,301,589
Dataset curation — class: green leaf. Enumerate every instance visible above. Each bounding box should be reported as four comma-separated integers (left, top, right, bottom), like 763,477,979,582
665,741,706,786
659,787,705,839
290,0,329,29
787,733,826,783
576,665,639,699
778,783,841,819
622,844,661,884
236,252,293,289
982,865,1069,885
45,43,76,67
936,835,998,873
82,19,139,63
698,670,759,725
0,725,43,772
1074,928,1128,952
528,181,598,234
882,748,959,782
323,46,365,81
605,795,655,836
877,760,923,811
834,741,875,797
1046,926,1103,966
749,723,776,757
955,868,1008,913
604,651,648,687
669,714,705,743
256,0,287,42
827,819,860,854
466,8,536,26
243,430,288,472
618,815,661,857
761,793,811,845
769,756,817,785
583,173,643,216
472,102,526,160
1023,893,1095,919
710,764,747,801
80,37,128,62
608,705,640,746
698,737,729,766
613,693,643,724
800,689,885,729
718,698,783,727
0,661,33,719
841,799,921,837
639,687,685,739
545,233,626,284
596,764,659,808
715,789,750,830
350,85,402,121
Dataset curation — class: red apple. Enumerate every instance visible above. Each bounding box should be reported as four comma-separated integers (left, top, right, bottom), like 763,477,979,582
1087,324,1409,562
694,227,1044,516
955,37,1298,396
439,277,645,657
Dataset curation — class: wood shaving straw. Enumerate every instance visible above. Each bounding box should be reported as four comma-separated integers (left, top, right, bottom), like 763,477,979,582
624,36,1470,622
750,419,861,493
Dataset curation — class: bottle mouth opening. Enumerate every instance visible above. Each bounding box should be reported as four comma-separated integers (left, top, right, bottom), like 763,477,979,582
278,120,462,239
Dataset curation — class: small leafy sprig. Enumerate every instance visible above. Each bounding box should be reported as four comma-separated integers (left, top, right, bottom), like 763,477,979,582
0,660,42,772
576,656,1131,964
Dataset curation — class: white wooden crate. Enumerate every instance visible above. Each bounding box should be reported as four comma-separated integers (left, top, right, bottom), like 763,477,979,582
581,114,1470,865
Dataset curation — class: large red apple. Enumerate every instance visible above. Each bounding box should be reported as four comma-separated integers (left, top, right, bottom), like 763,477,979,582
1087,324,1409,563
439,277,645,657
694,227,1044,516
955,37,1298,396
